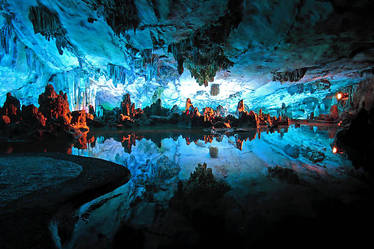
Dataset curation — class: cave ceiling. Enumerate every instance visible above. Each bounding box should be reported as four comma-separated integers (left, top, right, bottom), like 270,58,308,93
1,0,374,117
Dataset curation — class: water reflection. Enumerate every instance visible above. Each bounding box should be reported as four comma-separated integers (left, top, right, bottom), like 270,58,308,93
46,125,366,249
3,125,368,248
1,124,340,156
69,125,340,165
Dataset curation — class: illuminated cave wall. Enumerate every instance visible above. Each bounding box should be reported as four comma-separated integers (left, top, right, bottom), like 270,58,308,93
1,0,373,118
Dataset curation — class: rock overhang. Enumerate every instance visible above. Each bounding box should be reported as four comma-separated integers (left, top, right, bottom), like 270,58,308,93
0,0,373,118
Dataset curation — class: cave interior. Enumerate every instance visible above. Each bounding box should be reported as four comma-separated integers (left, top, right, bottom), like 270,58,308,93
1,1,374,249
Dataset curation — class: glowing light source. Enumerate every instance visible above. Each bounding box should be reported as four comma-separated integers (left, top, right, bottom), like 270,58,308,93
336,92,343,100
332,146,338,154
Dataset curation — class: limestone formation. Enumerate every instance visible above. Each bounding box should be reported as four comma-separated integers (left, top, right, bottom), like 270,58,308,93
1,92,21,123
38,84,71,125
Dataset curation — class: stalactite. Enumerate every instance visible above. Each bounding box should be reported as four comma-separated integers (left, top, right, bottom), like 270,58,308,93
168,0,243,86
0,21,12,55
28,4,71,55
48,69,97,112
93,0,140,36
25,47,43,75
0,18,17,65
107,63,127,86
28,4,66,40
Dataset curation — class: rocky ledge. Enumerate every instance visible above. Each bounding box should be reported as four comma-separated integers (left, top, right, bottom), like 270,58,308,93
0,153,130,249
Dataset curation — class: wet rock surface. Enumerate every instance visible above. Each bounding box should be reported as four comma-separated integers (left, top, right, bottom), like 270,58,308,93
0,157,82,206
268,165,300,184
0,153,130,249
336,78,374,174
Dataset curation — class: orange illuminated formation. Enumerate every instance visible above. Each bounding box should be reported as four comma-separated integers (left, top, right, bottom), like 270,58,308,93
332,146,343,154
332,146,338,154
120,114,132,121
185,98,193,114
182,98,291,129
1,84,92,140
336,92,348,101
237,99,246,113
204,135,214,143
236,138,245,150
121,132,145,153
119,93,143,123
1,91,295,145
203,107,215,122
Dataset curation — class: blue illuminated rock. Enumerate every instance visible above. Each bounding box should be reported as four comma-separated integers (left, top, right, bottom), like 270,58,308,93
0,0,373,119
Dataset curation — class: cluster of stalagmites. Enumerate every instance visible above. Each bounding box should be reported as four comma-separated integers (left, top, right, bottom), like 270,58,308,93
235,100,291,128
112,94,178,128
1,89,292,143
0,84,93,141
107,93,290,130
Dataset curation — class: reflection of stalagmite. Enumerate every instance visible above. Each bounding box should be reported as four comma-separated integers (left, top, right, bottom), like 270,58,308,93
194,107,201,117
185,98,193,114
235,99,258,127
236,139,243,150
209,146,218,158
203,107,215,122
215,105,226,117
71,110,89,130
210,84,220,96
204,135,213,143
184,98,203,118
122,133,137,153
236,99,246,115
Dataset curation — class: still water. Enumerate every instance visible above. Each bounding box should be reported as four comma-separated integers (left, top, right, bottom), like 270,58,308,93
3,125,371,248
48,125,369,249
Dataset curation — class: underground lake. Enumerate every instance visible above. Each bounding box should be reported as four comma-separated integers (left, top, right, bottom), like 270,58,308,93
1,0,374,248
